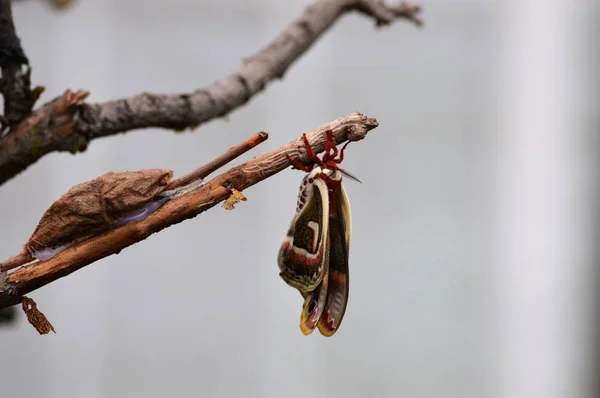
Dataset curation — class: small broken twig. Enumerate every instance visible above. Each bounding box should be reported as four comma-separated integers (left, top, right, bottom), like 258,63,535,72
0,111,378,309
222,188,247,210
22,296,55,335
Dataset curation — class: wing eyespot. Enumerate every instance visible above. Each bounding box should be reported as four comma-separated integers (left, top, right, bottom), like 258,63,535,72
307,299,317,314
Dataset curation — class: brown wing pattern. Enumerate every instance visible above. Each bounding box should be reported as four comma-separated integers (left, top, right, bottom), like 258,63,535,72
317,182,351,336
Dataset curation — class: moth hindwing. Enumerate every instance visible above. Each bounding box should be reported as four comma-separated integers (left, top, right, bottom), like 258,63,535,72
277,130,354,336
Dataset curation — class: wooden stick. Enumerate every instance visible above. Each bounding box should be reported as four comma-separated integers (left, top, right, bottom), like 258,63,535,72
166,131,268,190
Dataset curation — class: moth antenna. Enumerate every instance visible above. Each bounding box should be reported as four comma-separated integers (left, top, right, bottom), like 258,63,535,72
339,167,362,184
286,154,312,172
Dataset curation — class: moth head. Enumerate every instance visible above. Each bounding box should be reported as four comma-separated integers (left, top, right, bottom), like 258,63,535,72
320,166,335,178
289,130,363,184
319,165,361,184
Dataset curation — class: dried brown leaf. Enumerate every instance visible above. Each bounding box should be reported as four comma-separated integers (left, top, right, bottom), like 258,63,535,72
26,169,173,253
222,188,247,210
22,296,55,335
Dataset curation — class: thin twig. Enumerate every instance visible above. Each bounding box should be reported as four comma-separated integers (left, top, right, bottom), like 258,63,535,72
0,111,378,309
0,250,31,273
165,131,269,191
0,0,422,186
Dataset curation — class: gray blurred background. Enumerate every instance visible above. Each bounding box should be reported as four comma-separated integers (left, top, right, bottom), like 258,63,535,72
1,0,599,397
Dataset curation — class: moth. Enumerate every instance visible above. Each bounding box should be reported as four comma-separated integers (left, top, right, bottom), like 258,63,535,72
278,130,360,336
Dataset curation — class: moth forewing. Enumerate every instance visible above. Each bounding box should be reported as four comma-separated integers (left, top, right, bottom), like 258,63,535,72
317,177,351,337
277,167,330,293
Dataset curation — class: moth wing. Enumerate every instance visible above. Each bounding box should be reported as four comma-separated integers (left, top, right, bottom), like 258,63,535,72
299,238,330,335
277,175,330,293
340,182,351,251
317,182,351,336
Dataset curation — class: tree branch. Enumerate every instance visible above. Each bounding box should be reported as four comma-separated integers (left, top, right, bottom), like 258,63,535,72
0,111,378,309
0,0,421,186
0,130,269,273
0,0,43,133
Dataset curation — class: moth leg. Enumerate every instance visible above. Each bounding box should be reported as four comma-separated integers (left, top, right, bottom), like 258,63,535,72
302,133,322,164
335,141,351,164
325,130,338,161
286,154,312,172
322,131,332,162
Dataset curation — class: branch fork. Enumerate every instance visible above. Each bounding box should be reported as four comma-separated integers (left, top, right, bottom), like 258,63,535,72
0,0,422,186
